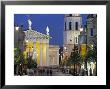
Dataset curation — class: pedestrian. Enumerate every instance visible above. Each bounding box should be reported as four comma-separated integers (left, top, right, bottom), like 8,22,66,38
33,68,36,75
82,69,84,76
47,69,49,75
27,68,29,75
43,69,45,75
50,69,52,76
22,68,25,75
90,68,92,76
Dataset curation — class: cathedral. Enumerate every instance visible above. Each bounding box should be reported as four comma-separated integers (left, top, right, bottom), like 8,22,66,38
63,14,82,58
23,18,59,67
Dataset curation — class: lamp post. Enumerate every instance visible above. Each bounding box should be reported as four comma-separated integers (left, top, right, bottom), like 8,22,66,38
26,40,28,43
64,46,66,50
63,46,68,73
15,26,20,75
15,26,19,47
80,27,83,32
15,26,19,31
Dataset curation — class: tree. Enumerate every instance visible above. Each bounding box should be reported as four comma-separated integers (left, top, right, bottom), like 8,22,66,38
66,58,72,66
86,48,96,63
23,52,28,65
86,46,97,75
14,47,25,75
14,48,21,65
27,56,37,69
67,51,82,75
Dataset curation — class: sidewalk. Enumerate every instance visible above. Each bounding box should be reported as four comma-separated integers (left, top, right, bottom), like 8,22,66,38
52,71,72,76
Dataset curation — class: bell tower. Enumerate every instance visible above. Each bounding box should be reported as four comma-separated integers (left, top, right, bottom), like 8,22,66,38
63,14,82,57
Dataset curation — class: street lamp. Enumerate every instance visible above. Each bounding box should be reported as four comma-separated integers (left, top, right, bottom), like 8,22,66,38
80,27,83,32
64,47,67,50
25,40,28,43
15,26,20,48
15,26,19,31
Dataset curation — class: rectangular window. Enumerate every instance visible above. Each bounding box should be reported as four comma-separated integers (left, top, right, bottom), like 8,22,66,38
75,37,78,43
75,22,78,30
69,22,72,30
90,28,94,36
69,14,72,16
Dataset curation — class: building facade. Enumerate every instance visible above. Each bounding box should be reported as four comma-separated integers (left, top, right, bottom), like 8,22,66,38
86,14,97,75
23,19,50,67
14,25,25,75
87,14,97,50
14,25,25,51
63,14,82,58
49,45,59,67
23,18,59,67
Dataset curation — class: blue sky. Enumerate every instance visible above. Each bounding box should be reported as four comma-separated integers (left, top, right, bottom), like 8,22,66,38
14,14,88,47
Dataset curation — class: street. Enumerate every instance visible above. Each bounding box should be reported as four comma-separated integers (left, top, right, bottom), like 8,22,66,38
21,68,73,76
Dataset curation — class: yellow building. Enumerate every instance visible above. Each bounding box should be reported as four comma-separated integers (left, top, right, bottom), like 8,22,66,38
23,19,51,67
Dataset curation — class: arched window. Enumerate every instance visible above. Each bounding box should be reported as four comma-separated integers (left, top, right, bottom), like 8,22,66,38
75,37,78,43
65,22,66,30
90,28,94,36
69,22,72,30
75,22,78,30
69,14,72,16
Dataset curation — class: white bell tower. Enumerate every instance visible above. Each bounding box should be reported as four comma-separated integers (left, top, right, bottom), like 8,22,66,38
63,14,82,56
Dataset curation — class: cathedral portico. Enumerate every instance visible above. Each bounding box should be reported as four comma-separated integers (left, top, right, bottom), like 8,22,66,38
23,18,51,67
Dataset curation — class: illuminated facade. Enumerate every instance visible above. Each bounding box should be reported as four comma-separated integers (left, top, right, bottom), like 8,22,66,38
63,14,82,57
49,45,59,67
87,14,97,48
23,19,50,67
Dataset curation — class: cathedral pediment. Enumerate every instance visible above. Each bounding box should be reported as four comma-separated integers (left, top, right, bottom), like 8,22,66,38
24,29,51,41
24,18,51,42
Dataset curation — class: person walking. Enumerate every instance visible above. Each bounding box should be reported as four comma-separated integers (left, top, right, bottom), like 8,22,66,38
50,69,52,76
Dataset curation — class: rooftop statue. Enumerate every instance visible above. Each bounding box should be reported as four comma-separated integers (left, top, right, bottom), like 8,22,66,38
46,26,49,35
28,18,32,30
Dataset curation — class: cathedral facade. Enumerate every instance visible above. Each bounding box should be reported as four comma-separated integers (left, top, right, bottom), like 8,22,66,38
24,26,50,66
23,19,59,67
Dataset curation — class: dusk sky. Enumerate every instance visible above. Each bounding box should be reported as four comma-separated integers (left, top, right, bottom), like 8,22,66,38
14,14,88,47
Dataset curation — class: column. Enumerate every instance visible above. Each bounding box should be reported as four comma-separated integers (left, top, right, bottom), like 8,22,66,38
36,40,40,66
42,39,45,66
33,41,36,62
40,39,42,66
53,57,54,65
46,43,49,66
57,50,59,66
